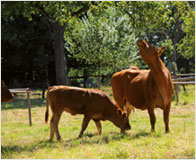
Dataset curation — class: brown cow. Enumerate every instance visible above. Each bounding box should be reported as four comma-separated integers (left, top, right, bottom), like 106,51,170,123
45,86,131,140
111,39,174,133
1,80,14,103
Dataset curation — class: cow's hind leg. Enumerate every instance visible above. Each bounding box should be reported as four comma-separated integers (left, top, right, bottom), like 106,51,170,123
78,115,91,138
50,111,63,141
163,102,171,133
93,119,102,135
147,106,156,132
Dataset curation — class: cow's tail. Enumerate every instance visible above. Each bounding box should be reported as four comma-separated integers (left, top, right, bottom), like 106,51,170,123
45,87,50,123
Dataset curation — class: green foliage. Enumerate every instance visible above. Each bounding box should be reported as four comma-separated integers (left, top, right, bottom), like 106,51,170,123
1,14,53,82
1,1,91,85
1,1,91,26
1,1,195,86
65,6,139,75
117,1,195,73
160,39,174,64
177,2,195,58
116,1,166,37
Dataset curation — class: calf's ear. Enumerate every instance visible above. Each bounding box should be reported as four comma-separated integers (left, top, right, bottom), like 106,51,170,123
122,112,127,118
117,109,122,116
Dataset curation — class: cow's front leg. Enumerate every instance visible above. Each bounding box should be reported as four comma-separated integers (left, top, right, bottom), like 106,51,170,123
147,106,156,132
93,120,102,135
163,102,171,133
78,115,91,138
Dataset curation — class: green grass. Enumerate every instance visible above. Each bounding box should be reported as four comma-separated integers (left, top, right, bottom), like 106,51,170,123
1,85,195,159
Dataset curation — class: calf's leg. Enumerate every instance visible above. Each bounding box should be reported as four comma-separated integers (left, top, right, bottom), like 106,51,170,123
78,115,91,138
93,120,102,135
53,113,62,141
119,100,127,133
163,102,171,133
50,116,55,141
50,113,62,141
147,106,156,132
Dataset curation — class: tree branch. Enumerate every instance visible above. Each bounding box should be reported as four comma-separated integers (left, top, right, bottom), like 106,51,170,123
63,3,91,29
117,3,135,29
155,30,169,39
32,4,54,36
71,3,90,18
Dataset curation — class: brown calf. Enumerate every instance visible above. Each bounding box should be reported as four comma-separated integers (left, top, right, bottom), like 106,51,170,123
45,86,131,140
111,40,174,133
1,80,14,103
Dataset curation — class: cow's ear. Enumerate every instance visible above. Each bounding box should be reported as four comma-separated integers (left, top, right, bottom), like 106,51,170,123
1,81,5,87
158,46,165,56
117,109,122,116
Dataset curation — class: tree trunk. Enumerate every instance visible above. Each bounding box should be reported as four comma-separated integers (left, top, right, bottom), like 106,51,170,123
53,22,68,85
97,65,101,89
173,42,178,75
83,69,88,88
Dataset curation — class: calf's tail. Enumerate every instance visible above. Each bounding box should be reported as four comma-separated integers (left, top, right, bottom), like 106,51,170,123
45,88,50,123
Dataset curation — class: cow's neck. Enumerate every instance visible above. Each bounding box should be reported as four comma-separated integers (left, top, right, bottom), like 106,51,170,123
146,57,173,107
107,105,122,126
146,58,168,83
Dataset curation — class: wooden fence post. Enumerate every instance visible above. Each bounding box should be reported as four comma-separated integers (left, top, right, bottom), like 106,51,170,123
174,84,179,104
27,89,32,126
10,88,33,126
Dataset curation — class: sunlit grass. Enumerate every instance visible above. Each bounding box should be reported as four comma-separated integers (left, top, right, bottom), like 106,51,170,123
1,85,195,159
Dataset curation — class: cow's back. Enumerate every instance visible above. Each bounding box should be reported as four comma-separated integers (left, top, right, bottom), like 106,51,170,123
47,86,114,116
48,86,86,115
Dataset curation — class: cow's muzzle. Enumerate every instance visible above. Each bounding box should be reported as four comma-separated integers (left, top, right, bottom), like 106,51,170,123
126,125,131,130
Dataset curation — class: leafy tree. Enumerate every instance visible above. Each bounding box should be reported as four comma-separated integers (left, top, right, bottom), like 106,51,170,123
116,1,166,37
117,1,195,74
177,2,195,59
2,1,91,85
65,6,139,88
1,14,55,86
1,1,194,88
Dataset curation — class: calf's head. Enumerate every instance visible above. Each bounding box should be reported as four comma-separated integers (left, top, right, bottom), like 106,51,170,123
113,109,131,131
136,39,165,63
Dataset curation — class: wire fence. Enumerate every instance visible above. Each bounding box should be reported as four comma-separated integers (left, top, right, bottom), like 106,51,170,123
172,73,195,103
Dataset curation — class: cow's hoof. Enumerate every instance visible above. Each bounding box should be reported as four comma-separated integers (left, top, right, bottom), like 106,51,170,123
78,134,83,139
49,139,53,142
165,130,170,134
120,129,126,133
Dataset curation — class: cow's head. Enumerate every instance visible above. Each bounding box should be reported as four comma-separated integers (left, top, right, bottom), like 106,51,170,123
114,109,131,130
1,80,14,103
136,39,165,63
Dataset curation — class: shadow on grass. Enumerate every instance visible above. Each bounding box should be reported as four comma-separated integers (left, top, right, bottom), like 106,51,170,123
131,131,150,139
62,130,155,148
1,140,56,158
1,145,23,158
1,130,161,158
1,98,46,110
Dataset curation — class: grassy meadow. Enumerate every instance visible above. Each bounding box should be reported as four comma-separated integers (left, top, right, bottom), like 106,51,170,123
1,85,195,159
